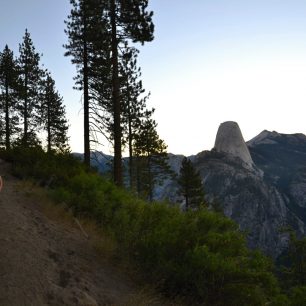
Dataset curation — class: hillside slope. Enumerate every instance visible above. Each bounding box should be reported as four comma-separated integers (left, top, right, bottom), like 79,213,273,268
0,159,159,306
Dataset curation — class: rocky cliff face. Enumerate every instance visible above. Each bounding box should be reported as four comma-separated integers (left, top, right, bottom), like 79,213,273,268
193,150,303,257
248,131,306,228
214,121,254,168
157,122,306,258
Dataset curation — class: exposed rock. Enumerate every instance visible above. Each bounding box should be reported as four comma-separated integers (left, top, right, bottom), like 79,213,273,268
193,150,298,257
214,121,254,168
248,130,306,224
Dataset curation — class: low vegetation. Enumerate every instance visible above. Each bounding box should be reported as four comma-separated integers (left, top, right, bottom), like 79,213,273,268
2,147,306,305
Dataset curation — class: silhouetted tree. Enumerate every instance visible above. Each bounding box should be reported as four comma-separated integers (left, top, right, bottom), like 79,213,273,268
133,113,170,201
178,157,205,210
64,0,106,167
120,45,151,189
107,0,154,186
0,45,20,149
41,73,69,153
17,29,44,146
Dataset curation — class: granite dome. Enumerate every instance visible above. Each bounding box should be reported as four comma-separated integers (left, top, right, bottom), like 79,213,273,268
214,121,254,167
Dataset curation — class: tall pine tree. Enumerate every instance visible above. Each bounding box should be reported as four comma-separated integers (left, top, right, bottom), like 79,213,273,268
0,45,19,149
120,46,150,189
17,29,44,146
107,0,154,186
64,0,108,167
41,73,69,153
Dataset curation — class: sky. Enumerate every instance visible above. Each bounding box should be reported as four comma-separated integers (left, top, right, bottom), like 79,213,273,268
1,1,306,156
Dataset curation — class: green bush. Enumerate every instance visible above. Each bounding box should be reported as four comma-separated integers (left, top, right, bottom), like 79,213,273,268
1,146,84,186
290,286,306,306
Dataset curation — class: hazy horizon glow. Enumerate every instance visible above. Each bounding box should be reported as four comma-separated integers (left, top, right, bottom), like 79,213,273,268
1,1,306,156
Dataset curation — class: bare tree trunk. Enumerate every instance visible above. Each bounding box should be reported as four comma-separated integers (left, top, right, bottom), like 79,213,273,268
83,8,90,168
24,63,28,146
111,0,122,186
127,96,133,189
47,85,51,153
5,74,10,150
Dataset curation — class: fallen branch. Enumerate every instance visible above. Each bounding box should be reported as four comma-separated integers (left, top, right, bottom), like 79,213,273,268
74,217,89,239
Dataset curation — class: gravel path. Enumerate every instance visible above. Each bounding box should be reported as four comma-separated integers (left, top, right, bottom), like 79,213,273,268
0,160,138,306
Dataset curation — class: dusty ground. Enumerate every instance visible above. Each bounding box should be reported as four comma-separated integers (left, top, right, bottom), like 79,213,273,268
0,159,164,306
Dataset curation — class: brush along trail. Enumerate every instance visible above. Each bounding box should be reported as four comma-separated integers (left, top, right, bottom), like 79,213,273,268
0,159,164,306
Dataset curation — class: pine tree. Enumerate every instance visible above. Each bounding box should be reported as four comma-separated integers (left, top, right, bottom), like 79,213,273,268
178,157,205,210
17,29,44,146
41,73,69,153
65,0,154,185
86,25,112,152
133,113,170,201
108,0,154,186
64,0,108,167
0,45,19,149
120,45,151,189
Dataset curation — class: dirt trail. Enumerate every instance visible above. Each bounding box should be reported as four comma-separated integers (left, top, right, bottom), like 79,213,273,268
0,159,143,306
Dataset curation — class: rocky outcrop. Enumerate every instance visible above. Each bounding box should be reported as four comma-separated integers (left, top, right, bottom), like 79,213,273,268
248,131,306,225
193,150,303,257
214,121,254,168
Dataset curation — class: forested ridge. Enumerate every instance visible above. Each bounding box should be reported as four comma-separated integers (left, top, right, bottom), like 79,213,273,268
1,1,306,305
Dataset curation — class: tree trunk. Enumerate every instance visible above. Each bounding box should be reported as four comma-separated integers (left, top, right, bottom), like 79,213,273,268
128,121,133,189
148,155,153,202
47,84,51,153
83,8,90,168
127,97,133,189
185,194,189,210
5,73,10,150
136,156,141,195
111,0,122,186
24,63,28,146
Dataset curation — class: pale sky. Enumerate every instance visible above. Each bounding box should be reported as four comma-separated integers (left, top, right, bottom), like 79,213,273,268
1,1,306,155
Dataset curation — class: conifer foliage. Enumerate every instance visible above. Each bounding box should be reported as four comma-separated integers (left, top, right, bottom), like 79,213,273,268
120,46,151,189
108,0,154,186
64,0,107,167
133,114,170,201
0,45,19,149
178,157,205,210
17,29,44,146
41,73,69,153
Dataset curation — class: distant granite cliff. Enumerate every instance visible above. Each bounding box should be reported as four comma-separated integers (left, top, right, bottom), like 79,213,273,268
157,122,306,257
214,121,254,168
248,130,306,228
